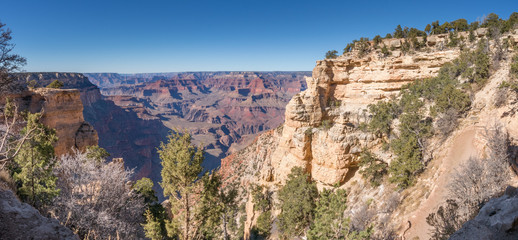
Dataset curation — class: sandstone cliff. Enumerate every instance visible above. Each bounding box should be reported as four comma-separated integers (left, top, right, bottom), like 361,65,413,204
2,81,99,156
221,30,518,238
32,88,98,155
272,50,459,186
221,49,459,190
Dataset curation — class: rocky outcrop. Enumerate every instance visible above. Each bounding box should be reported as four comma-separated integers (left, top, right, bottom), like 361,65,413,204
255,50,460,186
0,189,78,240
2,85,98,156
218,33,518,237
450,186,518,240
32,88,98,155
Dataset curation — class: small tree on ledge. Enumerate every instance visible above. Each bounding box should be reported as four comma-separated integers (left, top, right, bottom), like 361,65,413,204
325,50,338,59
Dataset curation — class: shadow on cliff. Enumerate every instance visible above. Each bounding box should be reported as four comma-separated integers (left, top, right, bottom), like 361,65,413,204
83,94,170,199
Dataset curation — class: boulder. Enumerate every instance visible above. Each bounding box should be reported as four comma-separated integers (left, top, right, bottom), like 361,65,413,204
0,190,78,240
450,186,518,240
476,28,488,37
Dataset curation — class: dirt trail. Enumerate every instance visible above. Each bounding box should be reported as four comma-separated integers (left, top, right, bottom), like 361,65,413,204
405,127,479,239
402,54,513,240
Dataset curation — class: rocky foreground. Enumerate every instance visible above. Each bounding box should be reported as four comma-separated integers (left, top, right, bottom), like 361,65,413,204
0,190,78,240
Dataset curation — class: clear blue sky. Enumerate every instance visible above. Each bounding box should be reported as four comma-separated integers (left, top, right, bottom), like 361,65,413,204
0,0,516,73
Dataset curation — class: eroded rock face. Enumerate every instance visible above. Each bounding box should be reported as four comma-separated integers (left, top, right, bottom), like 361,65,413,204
2,87,98,156
0,189,78,240
450,186,518,240
33,88,98,155
221,49,460,188
266,50,459,186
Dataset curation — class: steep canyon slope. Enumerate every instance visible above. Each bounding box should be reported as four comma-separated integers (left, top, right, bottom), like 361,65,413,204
220,30,518,238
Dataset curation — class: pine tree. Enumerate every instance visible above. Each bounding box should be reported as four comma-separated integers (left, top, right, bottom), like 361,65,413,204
135,177,168,239
431,20,440,34
253,210,272,238
307,189,348,239
143,209,167,240
197,172,238,240
358,150,387,187
367,99,399,138
326,50,339,59
278,167,318,238
394,25,404,38
159,130,204,240
13,112,59,209
373,35,382,47
425,24,431,35
250,185,272,239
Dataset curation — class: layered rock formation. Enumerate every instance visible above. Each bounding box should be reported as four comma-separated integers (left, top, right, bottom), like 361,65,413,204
222,49,459,188
2,81,98,156
32,88,98,155
221,29,518,238
86,71,310,169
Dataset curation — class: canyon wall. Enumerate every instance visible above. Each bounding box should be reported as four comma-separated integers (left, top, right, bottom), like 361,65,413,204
86,71,310,169
12,73,167,186
12,72,310,198
4,73,99,156
33,88,98,155
222,49,459,188
221,29,518,239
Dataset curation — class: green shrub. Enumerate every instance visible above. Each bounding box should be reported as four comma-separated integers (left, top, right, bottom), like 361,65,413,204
306,189,369,240
343,43,354,54
381,45,391,57
473,40,491,85
510,54,518,80
447,32,460,47
389,111,432,189
320,120,332,130
367,100,399,137
401,40,411,54
278,167,318,238
358,150,388,187
373,35,382,47
469,30,476,42
389,131,424,189
434,85,471,114
46,80,64,89
252,185,270,212
252,210,271,238
357,37,370,57
325,50,338,59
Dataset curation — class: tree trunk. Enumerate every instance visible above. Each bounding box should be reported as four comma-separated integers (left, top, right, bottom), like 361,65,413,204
184,192,190,240
222,212,229,240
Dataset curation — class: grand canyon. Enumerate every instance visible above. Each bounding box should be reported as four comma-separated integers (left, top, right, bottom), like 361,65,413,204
1,4,518,240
